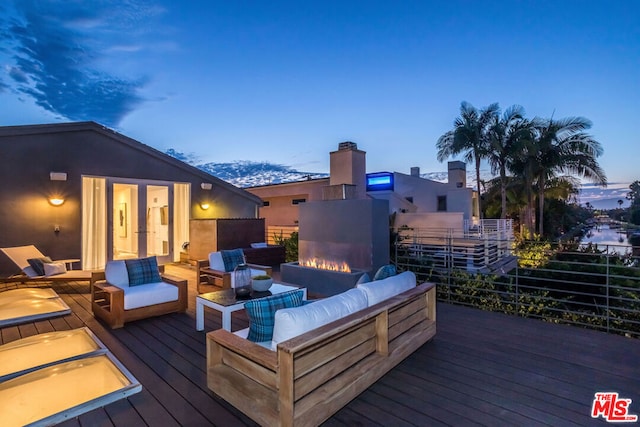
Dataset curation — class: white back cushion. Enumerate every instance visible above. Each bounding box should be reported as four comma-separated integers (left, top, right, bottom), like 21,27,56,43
207,252,264,288
357,270,416,306
105,260,129,288
272,288,368,348
208,252,225,271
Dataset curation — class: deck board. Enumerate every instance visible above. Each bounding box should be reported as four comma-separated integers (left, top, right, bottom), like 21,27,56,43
1,264,638,426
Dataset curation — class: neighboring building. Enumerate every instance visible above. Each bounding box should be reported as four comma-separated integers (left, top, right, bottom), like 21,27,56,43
248,142,513,273
247,143,479,236
248,177,329,232
0,121,261,276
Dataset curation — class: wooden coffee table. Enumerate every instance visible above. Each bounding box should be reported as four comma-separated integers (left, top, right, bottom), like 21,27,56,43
195,283,306,332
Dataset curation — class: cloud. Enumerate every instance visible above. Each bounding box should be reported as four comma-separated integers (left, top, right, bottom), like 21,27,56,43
1,0,165,126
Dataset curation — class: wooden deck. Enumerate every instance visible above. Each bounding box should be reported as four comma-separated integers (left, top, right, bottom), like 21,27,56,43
1,263,639,426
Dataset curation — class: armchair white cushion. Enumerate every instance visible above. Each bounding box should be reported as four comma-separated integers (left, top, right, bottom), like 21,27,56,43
105,260,130,288
103,260,179,309
207,252,268,288
123,282,179,310
208,252,225,271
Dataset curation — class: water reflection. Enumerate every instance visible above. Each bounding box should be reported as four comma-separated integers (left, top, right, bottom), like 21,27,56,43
580,224,631,252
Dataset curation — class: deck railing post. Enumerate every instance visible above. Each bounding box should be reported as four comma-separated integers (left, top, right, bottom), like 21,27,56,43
515,259,520,316
606,253,610,333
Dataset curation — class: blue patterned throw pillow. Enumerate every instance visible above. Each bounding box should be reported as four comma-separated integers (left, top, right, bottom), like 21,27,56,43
221,249,245,272
125,256,162,286
373,264,397,281
245,289,304,342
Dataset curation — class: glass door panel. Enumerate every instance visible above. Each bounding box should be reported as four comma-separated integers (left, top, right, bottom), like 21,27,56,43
146,185,170,258
112,183,139,260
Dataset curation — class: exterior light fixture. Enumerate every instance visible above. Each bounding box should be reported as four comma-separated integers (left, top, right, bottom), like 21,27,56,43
200,202,210,210
49,197,65,206
201,183,213,190
50,172,67,181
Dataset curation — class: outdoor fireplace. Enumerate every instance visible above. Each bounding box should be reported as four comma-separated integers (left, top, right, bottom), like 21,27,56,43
280,198,389,296
280,142,390,296
280,261,367,296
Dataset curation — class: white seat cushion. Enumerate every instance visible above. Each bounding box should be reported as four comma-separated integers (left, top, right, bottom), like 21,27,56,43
271,288,368,348
357,271,416,306
123,282,178,310
105,260,129,288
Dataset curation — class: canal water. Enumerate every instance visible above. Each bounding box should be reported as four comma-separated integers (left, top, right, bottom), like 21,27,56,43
580,224,632,253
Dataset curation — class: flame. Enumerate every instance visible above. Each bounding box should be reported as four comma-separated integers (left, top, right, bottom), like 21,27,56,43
300,258,351,273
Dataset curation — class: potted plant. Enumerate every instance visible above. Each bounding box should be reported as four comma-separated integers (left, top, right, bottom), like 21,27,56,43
251,274,273,292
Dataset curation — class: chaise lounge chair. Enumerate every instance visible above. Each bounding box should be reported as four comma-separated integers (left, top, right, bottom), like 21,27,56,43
0,245,93,284
0,327,141,426
0,287,71,327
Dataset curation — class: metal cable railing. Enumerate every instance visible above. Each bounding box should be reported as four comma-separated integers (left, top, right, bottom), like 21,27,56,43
393,234,640,339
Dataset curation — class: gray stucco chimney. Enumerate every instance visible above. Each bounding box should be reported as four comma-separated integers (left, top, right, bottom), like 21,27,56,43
326,141,366,199
448,161,466,188
410,167,420,177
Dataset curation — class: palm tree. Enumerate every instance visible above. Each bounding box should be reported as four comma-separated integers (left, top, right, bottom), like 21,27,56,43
436,101,500,218
486,104,528,219
507,130,539,238
530,116,607,236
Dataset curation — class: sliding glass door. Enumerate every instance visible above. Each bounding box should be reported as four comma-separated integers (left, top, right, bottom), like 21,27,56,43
111,181,172,264
82,177,190,269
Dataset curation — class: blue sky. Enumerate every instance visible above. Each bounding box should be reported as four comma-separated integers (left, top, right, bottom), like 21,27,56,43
1,0,638,185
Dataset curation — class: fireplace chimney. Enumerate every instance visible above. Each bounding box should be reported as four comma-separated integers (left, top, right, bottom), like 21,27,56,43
410,166,420,177
448,161,466,188
325,141,366,200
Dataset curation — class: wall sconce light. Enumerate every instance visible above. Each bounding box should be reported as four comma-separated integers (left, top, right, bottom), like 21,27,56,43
200,202,210,210
201,183,213,190
49,197,65,206
50,172,67,181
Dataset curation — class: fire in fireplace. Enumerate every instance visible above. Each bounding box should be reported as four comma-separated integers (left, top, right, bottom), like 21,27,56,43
280,262,366,296
299,258,351,273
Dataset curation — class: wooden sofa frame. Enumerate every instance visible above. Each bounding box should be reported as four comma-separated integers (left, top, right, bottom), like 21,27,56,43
195,258,272,293
90,265,188,329
207,282,436,427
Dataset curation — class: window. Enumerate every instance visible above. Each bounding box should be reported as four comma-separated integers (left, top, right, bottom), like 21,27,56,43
405,196,414,203
262,201,270,207
366,172,394,191
292,198,306,205
437,196,447,211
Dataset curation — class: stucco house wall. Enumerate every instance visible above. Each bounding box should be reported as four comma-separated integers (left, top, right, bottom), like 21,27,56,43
0,121,260,276
248,178,329,228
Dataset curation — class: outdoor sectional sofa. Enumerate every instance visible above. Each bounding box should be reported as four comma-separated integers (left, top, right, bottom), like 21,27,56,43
206,271,436,427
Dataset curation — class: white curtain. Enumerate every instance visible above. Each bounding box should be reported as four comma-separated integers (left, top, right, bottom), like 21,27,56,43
82,177,107,270
173,183,190,262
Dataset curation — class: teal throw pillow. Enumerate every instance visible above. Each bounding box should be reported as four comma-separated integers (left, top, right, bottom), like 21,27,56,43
245,289,304,342
373,264,397,281
221,249,245,272
125,256,162,286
